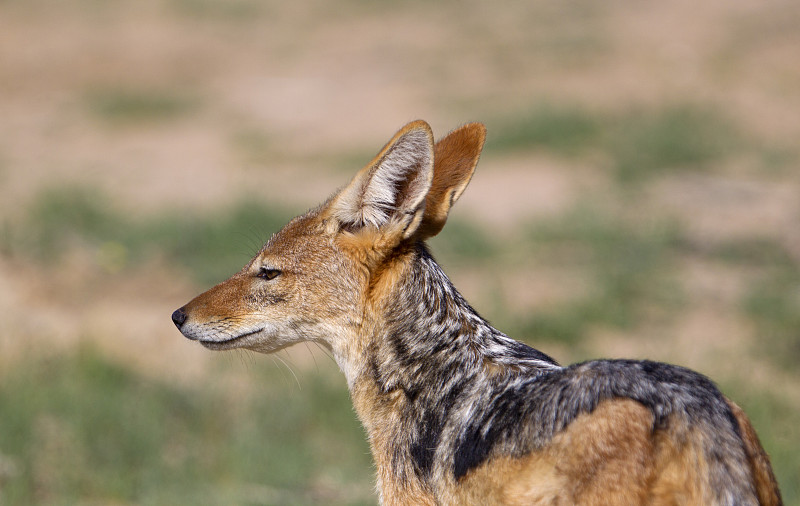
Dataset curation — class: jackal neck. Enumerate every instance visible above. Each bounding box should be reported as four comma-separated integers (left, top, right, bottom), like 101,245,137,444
365,244,558,384
350,244,559,493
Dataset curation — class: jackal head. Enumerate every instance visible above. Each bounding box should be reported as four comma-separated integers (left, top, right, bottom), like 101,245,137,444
172,120,486,372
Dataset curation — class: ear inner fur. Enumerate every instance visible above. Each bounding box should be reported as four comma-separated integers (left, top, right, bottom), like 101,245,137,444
329,120,434,235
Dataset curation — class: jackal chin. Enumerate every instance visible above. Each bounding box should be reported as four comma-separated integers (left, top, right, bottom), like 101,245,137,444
184,320,316,354
196,327,266,351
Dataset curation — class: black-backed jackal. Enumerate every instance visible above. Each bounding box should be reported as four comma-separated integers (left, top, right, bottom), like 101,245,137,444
172,120,781,505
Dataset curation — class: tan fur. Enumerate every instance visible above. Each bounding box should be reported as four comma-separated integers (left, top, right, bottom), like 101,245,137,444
419,399,741,506
452,400,657,505
354,381,439,505
647,424,713,505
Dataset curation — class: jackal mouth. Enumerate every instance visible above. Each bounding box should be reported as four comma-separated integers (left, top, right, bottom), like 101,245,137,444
199,328,264,350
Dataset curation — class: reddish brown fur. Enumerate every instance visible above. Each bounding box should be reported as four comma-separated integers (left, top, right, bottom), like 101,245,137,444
726,398,783,506
417,123,485,238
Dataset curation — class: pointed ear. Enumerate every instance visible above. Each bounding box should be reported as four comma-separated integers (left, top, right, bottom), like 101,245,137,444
328,120,434,239
416,122,486,239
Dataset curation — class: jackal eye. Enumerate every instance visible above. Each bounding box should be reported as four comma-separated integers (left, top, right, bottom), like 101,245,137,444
257,267,281,280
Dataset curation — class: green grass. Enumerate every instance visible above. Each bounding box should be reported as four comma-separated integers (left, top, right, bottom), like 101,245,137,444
743,268,800,370
169,0,266,20
0,348,373,506
488,102,741,182
429,218,498,265
85,88,199,124
607,105,739,182
231,128,278,167
143,203,293,284
23,186,122,255
487,102,600,156
10,185,293,284
514,207,684,345
710,237,797,268
693,236,800,371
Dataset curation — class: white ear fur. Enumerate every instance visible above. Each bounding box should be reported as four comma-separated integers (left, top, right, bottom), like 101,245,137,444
331,121,434,234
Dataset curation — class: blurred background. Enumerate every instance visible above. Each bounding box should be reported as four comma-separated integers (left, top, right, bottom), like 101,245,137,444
1,0,798,504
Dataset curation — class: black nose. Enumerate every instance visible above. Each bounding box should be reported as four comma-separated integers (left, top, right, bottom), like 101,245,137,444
171,308,187,329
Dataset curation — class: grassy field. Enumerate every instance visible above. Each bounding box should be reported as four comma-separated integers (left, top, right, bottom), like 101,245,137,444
0,348,374,506
1,0,799,504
